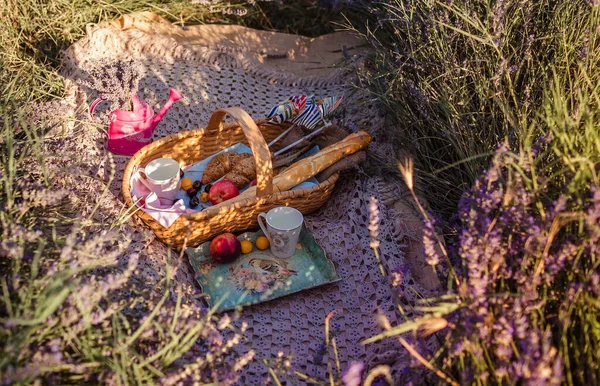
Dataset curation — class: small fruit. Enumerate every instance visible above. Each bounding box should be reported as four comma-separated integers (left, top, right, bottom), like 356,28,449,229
181,178,193,191
187,188,198,198
255,236,269,250
193,180,202,190
250,179,257,187
204,183,212,193
200,192,209,203
210,233,241,263
189,196,200,208
240,240,253,254
208,180,239,204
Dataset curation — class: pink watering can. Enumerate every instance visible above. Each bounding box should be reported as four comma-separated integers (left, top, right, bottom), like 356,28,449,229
89,88,183,156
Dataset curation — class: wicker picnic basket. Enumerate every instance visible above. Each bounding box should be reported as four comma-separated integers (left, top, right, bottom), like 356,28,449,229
122,107,340,249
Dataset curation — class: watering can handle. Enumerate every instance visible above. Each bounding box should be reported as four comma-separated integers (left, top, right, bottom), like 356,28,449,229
89,97,107,120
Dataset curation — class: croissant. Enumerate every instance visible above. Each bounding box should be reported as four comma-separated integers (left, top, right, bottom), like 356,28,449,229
201,152,251,185
224,156,257,188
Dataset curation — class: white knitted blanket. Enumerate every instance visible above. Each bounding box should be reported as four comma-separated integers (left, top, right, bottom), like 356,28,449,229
59,13,439,383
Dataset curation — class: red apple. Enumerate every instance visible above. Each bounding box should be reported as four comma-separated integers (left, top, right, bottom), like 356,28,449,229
209,233,241,263
208,180,239,204
250,179,257,187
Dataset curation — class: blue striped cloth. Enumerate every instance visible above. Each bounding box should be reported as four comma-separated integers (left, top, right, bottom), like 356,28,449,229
291,96,324,130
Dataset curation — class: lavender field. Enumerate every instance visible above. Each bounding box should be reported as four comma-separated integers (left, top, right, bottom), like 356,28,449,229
1,0,600,385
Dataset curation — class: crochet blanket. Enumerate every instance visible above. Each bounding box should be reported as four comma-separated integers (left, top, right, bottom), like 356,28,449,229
59,12,440,383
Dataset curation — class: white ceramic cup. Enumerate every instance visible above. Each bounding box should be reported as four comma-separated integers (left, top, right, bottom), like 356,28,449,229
257,206,304,258
139,157,181,202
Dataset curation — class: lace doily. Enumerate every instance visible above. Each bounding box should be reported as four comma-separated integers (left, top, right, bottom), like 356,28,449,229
59,14,439,383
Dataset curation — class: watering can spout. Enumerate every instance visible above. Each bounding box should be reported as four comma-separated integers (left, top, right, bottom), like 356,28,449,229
153,88,183,127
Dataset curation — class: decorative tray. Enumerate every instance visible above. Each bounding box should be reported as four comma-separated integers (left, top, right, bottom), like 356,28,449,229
187,227,340,312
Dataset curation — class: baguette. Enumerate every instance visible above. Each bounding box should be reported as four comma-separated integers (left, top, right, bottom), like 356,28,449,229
208,130,372,211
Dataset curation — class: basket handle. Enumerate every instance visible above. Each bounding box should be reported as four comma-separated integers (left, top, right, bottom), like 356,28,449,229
206,107,273,197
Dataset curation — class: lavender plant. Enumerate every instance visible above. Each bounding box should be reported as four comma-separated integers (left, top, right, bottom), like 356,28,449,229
77,59,144,110
0,111,254,384
364,87,600,385
364,144,599,384
349,0,600,217
353,1,600,384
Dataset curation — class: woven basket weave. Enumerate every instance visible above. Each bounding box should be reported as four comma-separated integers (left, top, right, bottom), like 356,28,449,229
122,107,339,249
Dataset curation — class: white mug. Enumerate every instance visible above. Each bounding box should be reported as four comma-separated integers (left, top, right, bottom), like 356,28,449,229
257,206,304,258
139,157,181,202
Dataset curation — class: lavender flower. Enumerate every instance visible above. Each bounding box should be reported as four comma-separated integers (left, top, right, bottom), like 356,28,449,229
342,361,364,386
368,196,381,249
422,218,441,266
77,58,143,110
491,0,509,47
433,146,585,384
493,59,508,88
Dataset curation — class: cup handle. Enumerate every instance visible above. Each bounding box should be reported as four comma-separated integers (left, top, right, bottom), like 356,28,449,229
137,168,154,191
257,213,271,242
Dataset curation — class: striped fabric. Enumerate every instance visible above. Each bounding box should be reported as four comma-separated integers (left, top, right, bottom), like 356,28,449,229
291,96,324,130
266,100,295,124
289,95,308,114
267,95,340,128
266,95,309,124
320,95,342,116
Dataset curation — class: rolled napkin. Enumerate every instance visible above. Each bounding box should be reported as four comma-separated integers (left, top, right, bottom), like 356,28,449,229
319,95,343,116
291,96,323,130
266,95,308,124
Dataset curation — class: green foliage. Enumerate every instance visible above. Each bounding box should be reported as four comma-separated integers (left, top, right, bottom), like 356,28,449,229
0,112,256,384
352,0,599,217
0,0,253,106
355,1,600,385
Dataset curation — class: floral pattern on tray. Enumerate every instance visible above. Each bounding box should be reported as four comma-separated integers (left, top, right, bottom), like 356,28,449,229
228,255,298,294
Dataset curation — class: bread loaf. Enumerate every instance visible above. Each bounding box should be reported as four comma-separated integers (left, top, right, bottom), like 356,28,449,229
201,152,251,184
224,156,257,188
